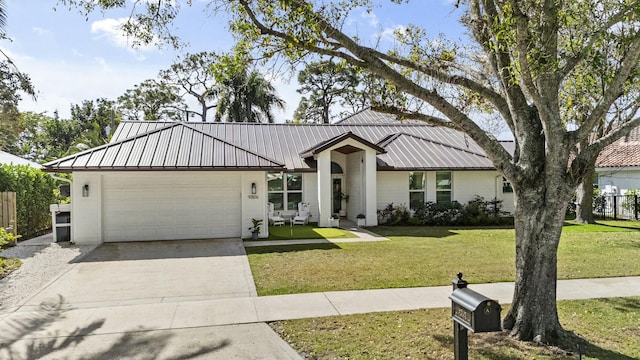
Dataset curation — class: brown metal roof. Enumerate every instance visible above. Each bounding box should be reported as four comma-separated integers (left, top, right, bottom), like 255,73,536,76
333,108,430,125
299,131,386,158
376,133,494,170
110,110,490,171
44,122,285,172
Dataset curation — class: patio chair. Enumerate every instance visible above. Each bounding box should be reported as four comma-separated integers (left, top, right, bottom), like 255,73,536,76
267,202,286,226
292,202,310,225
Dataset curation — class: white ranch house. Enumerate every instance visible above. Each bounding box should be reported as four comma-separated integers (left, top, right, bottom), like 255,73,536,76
44,109,515,244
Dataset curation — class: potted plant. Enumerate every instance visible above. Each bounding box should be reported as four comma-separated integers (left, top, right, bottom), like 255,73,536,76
329,213,340,227
356,213,366,227
248,218,263,240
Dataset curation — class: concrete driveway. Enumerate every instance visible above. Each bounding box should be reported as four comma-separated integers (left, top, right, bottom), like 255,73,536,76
22,238,257,309
0,238,301,359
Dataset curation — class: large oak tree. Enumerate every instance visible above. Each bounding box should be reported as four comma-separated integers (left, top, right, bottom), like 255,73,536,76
60,0,640,344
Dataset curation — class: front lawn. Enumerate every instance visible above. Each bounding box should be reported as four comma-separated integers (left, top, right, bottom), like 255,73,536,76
246,221,640,295
272,297,640,359
263,224,356,240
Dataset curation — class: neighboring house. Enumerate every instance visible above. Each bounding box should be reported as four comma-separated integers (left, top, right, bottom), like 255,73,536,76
0,150,42,168
595,126,640,195
43,109,515,244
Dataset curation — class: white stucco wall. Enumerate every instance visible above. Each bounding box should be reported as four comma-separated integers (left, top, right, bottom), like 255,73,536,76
70,171,268,244
376,170,514,214
303,172,319,222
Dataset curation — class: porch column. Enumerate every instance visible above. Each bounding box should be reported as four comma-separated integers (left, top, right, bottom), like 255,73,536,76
364,148,378,226
317,151,332,227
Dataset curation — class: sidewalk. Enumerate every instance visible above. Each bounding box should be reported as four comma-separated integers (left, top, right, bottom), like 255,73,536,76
3,276,639,339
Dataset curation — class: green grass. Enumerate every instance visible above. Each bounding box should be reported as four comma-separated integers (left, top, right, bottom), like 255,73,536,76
0,257,21,279
246,221,640,295
260,224,356,240
272,297,640,359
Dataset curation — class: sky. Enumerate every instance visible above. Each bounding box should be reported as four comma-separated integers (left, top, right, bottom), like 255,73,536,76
3,0,467,122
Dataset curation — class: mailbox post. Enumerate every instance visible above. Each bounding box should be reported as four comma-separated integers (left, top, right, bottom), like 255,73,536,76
449,273,502,360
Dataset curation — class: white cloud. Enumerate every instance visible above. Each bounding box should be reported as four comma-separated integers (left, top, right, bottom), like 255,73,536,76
2,47,158,118
361,11,379,27
32,27,50,37
90,17,157,56
378,24,407,42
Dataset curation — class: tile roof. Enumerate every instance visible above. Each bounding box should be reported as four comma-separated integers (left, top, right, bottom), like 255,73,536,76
596,127,640,168
44,122,285,172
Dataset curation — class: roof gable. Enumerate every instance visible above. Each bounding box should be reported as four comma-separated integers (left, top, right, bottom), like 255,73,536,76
299,131,386,158
44,123,284,172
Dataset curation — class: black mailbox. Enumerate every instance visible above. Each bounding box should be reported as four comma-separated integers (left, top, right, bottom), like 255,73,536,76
450,287,502,333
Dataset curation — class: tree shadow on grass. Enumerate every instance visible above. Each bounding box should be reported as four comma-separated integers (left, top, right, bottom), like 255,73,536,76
0,296,229,359
433,329,637,359
245,243,341,255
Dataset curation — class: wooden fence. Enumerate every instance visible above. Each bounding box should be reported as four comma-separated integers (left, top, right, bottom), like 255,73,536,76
1,192,17,235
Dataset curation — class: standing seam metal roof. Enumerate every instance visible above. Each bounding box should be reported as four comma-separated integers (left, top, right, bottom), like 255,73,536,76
44,122,285,171
64,109,503,172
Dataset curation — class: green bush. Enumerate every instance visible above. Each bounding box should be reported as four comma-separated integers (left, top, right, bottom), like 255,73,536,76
0,164,56,238
0,227,21,249
379,196,512,226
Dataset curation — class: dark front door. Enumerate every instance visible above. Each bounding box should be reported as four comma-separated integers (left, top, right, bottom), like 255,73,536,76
332,177,342,214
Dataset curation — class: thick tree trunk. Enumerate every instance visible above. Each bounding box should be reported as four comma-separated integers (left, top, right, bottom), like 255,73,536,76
575,169,595,224
503,186,571,344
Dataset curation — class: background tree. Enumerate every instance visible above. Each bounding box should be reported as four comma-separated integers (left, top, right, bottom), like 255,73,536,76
69,98,120,151
117,79,184,121
215,64,285,123
59,0,640,346
159,51,220,122
0,61,35,153
294,59,360,124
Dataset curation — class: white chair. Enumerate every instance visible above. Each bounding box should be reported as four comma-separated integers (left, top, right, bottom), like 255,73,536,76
292,202,310,225
267,202,285,226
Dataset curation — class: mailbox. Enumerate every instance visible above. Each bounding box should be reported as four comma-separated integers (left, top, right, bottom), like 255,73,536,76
449,287,502,333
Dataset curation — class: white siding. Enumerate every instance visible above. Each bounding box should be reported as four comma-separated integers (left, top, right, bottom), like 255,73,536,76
71,171,267,244
375,170,514,214
303,172,319,222
377,172,410,209
596,168,640,193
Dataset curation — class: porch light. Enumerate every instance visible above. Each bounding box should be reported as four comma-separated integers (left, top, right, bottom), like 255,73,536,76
82,184,89,197
251,182,257,195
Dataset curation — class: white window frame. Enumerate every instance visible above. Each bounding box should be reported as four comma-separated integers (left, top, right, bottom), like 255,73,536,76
409,171,426,210
436,171,452,204
268,172,303,211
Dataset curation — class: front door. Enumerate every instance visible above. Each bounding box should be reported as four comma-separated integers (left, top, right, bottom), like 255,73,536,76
332,177,343,214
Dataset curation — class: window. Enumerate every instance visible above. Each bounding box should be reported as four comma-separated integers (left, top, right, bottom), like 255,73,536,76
409,172,425,210
268,172,303,211
436,172,452,203
502,177,513,193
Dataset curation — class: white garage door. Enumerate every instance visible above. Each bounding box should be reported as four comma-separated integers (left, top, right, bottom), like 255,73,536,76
102,173,241,242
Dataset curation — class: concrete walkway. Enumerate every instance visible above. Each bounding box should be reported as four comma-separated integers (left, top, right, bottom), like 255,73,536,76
2,276,638,334
244,220,389,247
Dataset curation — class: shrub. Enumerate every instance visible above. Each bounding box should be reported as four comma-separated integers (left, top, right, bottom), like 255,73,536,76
380,196,511,227
377,203,411,225
0,164,56,238
413,201,463,225
0,226,21,249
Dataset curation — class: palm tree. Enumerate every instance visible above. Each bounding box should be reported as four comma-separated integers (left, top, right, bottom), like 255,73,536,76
215,67,285,123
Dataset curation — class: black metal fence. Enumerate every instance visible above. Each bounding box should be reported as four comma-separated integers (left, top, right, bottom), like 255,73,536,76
594,194,639,220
